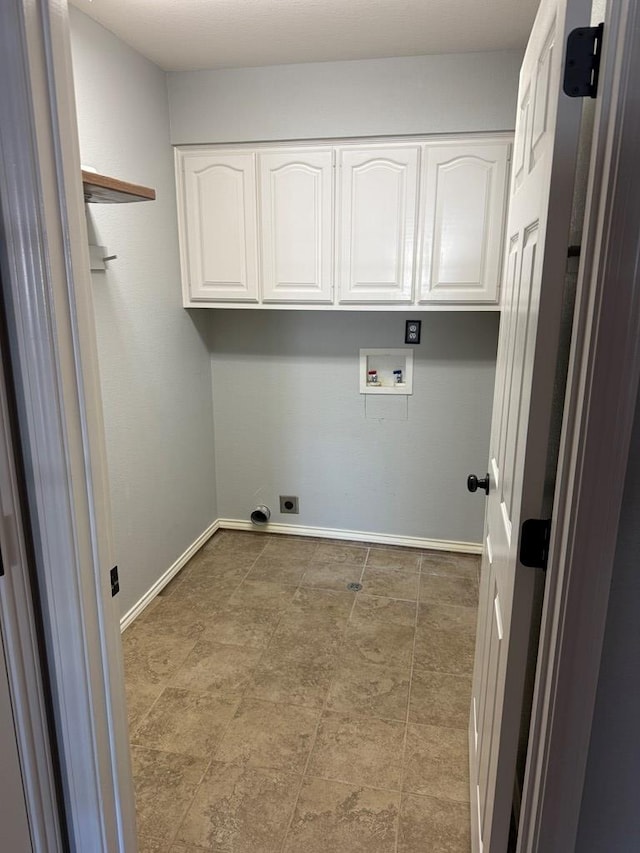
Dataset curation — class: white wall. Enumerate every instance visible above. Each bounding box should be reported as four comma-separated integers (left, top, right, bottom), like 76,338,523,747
167,51,522,144
575,389,640,852
69,8,217,615
210,311,499,544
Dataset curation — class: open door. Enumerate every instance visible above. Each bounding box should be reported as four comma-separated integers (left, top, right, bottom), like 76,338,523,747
468,0,596,850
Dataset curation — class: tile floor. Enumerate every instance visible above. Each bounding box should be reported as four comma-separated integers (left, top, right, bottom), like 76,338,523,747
123,530,480,853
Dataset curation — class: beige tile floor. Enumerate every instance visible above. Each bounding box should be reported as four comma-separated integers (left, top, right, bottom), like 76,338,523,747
123,530,480,853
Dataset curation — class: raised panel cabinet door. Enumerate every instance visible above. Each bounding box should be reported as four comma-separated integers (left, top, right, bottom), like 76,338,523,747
337,145,420,303
259,148,333,303
419,142,510,303
179,151,259,302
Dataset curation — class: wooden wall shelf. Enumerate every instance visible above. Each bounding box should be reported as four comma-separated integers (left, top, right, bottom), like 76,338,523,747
82,170,156,204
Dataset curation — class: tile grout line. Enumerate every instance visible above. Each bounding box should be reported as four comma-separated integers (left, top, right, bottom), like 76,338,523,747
125,632,202,741
128,684,173,742
198,540,318,739
277,547,370,853
171,541,320,848
131,743,214,851
172,539,323,850
130,536,475,850
302,770,470,802
126,535,266,739
240,541,323,675
222,543,367,696
302,769,403,796
126,534,336,848
167,752,215,850
394,552,423,853
136,535,272,849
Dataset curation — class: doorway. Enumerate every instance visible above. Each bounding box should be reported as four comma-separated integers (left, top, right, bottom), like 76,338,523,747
7,1,640,852
67,5,509,849
67,3,592,848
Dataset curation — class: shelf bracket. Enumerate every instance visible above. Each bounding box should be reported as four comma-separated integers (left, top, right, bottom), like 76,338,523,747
89,245,117,271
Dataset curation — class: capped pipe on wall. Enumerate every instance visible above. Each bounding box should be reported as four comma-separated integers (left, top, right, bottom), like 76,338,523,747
250,505,271,525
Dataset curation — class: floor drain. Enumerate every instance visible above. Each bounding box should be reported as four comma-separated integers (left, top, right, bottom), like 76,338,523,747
347,582,363,591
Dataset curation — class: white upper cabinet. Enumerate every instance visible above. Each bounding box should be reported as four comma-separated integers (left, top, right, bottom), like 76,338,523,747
177,150,259,302
259,148,333,303
418,142,510,303
175,136,510,310
337,145,420,303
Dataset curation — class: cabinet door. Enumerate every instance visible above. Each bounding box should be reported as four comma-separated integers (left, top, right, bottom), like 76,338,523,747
259,149,333,303
179,151,259,302
419,142,510,303
337,145,419,303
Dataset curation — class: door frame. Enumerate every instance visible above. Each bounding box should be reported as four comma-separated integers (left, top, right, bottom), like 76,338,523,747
1,1,639,852
0,286,64,850
0,0,136,850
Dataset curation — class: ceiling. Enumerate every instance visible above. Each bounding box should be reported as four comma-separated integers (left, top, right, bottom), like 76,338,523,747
71,0,540,72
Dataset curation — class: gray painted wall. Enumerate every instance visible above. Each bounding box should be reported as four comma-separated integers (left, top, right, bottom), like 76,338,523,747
167,51,522,144
69,20,521,612
210,311,499,543
69,8,217,616
576,388,640,852
170,50,520,546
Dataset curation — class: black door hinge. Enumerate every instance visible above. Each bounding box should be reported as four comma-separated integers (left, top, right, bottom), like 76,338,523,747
520,519,552,570
110,565,120,597
563,23,604,98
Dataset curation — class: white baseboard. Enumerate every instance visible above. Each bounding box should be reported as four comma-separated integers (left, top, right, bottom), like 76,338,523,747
217,518,483,555
121,518,482,632
120,520,219,632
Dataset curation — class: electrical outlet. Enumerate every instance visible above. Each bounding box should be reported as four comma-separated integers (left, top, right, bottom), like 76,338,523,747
110,566,120,597
405,320,421,344
279,496,299,514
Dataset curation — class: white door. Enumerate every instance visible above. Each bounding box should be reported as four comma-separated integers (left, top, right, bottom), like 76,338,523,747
469,1,590,850
178,150,259,302
259,148,333,303
337,145,419,303
0,634,32,852
419,141,510,304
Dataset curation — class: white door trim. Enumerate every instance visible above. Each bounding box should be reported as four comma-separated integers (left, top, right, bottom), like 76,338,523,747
518,2,640,850
0,1,136,850
0,310,64,850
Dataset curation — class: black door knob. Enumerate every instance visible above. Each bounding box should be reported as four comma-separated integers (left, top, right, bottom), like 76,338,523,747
467,474,490,495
